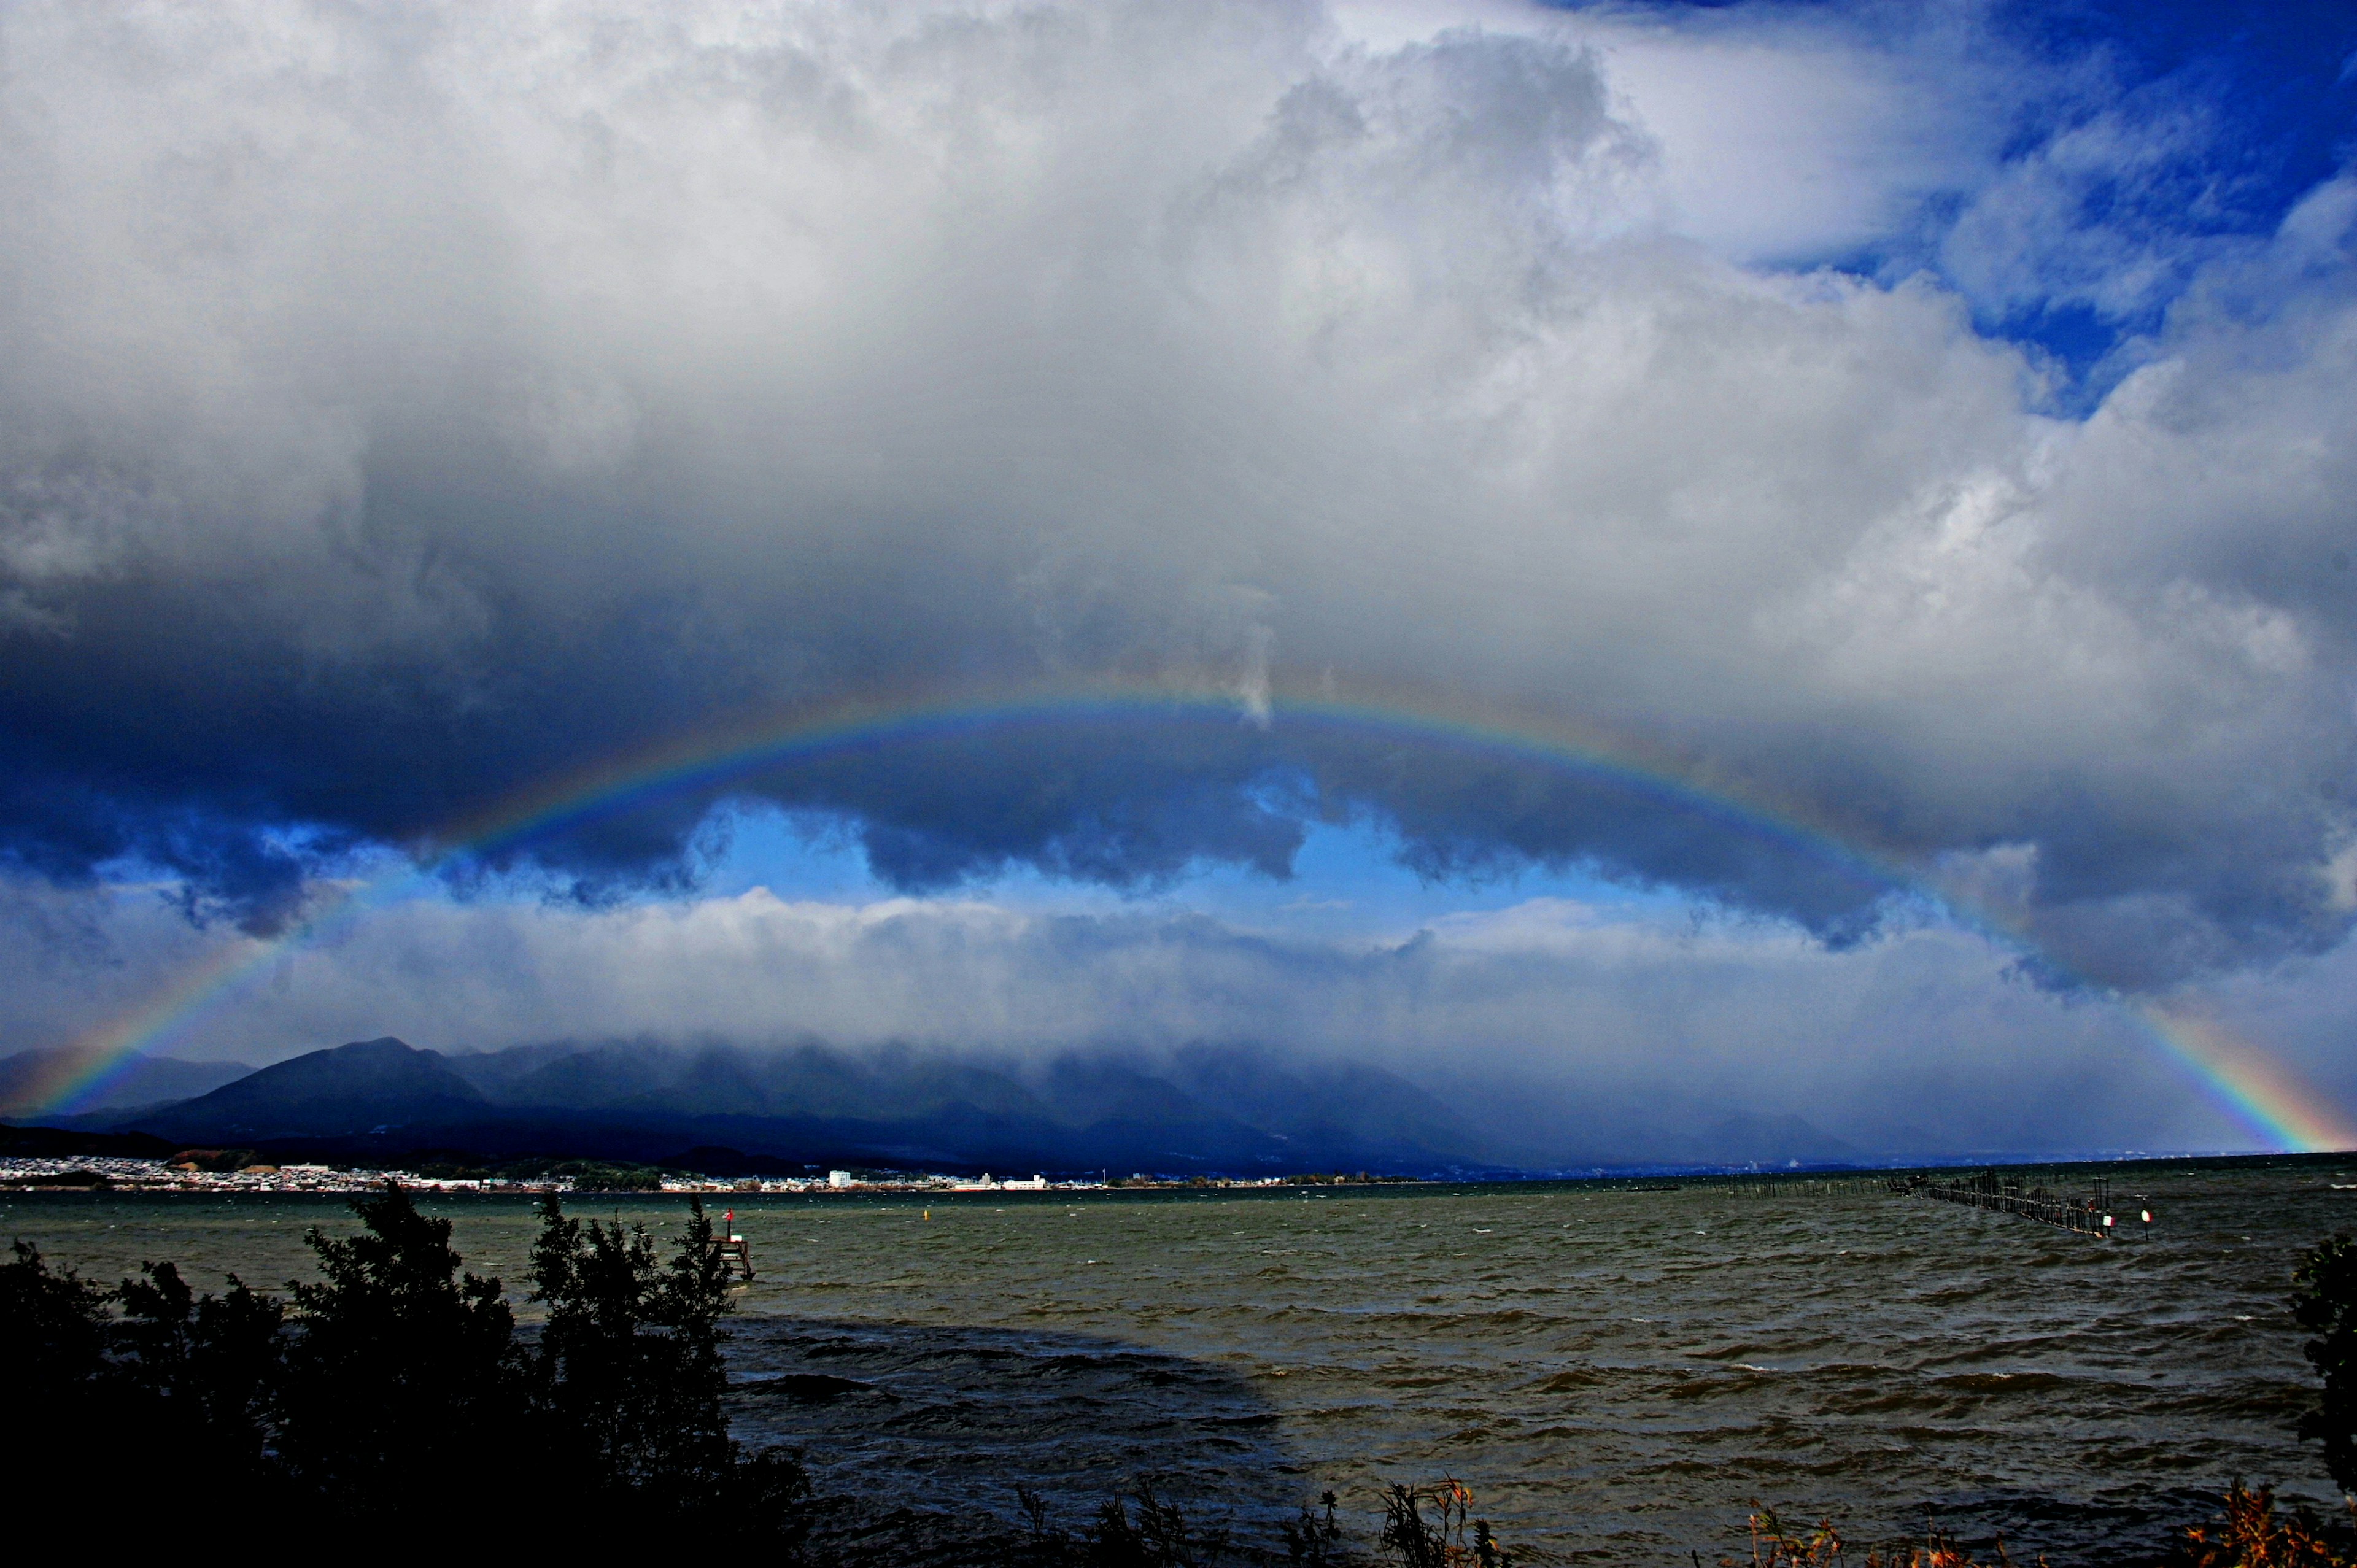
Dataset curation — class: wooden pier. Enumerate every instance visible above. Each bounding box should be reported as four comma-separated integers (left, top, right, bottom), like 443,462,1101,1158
1889,1170,2131,1237
1674,1167,2156,1242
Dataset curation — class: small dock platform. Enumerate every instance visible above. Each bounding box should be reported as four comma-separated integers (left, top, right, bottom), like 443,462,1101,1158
717,1211,754,1279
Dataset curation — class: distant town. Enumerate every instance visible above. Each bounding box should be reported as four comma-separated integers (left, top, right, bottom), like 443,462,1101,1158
0,1154,1409,1196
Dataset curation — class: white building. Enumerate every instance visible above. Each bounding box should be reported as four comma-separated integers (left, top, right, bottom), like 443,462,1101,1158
827,1169,854,1188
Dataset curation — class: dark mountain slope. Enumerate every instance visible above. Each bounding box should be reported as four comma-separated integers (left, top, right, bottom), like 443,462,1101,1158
114,1036,1860,1175
116,1038,1439,1174
444,1040,1055,1123
133,1037,486,1142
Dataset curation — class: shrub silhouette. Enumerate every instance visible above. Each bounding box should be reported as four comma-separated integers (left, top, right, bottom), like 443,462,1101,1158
2,1236,114,1507
2296,1232,2357,1496
526,1192,809,1547
114,1259,285,1494
275,1184,528,1516
2,1184,808,1550
1,1238,108,1412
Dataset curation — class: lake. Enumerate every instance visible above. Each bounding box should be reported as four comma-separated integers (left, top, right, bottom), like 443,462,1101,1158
7,1160,2347,1563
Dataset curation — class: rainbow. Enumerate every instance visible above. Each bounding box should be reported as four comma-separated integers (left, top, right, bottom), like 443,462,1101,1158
23,679,2357,1153
2136,1003,2357,1154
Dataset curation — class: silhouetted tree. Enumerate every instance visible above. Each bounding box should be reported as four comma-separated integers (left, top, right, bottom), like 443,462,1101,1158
274,1184,530,1520
1,1242,286,1526
4,1190,818,1547
1,1240,108,1411
528,1193,808,1548
2294,1230,2357,1494
529,1194,735,1493
2,1237,114,1508
113,1260,285,1493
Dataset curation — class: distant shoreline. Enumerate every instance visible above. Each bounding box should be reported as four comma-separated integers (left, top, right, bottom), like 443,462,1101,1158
6,1140,2348,1200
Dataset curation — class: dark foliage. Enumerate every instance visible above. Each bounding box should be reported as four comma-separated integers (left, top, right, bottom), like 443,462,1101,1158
1,1239,109,1419
525,1194,811,1548
113,1260,284,1483
2,1184,808,1551
2296,1232,2357,1495
5,1240,287,1526
276,1185,525,1514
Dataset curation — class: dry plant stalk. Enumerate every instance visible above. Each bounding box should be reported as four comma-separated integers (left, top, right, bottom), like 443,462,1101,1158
1719,1504,2043,1568
2181,1483,2350,1568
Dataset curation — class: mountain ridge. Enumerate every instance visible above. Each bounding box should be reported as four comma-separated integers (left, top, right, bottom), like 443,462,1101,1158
90,1035,1862,1175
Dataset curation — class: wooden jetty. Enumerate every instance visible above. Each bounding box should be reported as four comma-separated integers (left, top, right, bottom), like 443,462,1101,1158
1596,1167,2157,1245
1889,1170,2138,1237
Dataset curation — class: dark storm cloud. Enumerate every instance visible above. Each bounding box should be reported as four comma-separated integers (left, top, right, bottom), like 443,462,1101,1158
1,1,2353,983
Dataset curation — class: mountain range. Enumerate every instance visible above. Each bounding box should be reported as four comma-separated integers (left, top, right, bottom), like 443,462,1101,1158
10,1036,1865,1175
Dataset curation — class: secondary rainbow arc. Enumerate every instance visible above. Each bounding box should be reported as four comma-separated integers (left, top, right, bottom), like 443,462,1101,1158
26,681,2357,1154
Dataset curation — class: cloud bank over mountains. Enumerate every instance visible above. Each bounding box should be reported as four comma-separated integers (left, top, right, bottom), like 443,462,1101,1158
1,0,2354,1003
1,873,2316,1156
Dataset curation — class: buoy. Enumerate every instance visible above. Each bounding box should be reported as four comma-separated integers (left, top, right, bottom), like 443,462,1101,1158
2141,1210,2152,1224
923,1209,931,1220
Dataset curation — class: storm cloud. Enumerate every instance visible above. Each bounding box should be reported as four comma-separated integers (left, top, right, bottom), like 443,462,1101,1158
1,0,2353,988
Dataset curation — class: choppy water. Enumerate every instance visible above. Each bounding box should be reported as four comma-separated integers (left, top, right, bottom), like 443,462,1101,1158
9,1162,2351,1564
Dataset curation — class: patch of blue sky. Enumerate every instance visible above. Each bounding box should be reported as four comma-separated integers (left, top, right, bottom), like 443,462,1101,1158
1684,0,2357,396
695,805,896,906
695,801,1700,937
1152,819,1698,936
1975,1,2352,374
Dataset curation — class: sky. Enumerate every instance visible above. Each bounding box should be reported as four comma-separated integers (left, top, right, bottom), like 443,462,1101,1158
2,0,2355,1155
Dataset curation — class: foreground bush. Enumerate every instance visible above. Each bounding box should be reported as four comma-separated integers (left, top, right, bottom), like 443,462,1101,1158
2,1185,807,1550
2297,1232,2357,1497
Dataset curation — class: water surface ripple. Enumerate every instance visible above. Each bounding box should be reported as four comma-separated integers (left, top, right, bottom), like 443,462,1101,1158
7,1165,2345,1562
